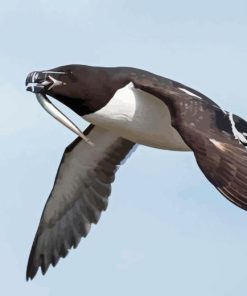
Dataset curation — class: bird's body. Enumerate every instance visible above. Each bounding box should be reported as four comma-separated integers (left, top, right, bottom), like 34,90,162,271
25,65,247,280
84,82,190,150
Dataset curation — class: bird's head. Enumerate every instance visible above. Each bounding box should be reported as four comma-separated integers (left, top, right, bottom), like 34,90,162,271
25,65,102,114
25,64,129,144
25,64,108,145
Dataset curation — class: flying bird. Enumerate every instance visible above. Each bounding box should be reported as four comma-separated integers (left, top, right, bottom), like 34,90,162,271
25,65,247,280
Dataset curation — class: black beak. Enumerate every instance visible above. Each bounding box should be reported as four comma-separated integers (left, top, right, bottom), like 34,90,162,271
25,71,50,93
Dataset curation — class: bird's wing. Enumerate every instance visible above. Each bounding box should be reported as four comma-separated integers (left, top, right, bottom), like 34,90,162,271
175,109,247,211
132,76,247,211
26,124,136,280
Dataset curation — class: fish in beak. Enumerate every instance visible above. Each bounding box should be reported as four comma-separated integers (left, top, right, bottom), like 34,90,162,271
25,71,94,146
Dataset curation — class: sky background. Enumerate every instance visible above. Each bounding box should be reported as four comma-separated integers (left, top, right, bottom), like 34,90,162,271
1,0,247,295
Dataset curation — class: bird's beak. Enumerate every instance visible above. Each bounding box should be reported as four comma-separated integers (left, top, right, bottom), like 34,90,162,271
25,71,94,146
25,71,50,93
25,71,67,93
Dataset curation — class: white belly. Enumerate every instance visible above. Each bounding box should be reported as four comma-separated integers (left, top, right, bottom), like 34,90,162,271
83,83,190,151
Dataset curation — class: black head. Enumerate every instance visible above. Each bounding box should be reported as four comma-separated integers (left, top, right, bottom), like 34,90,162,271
25,64,127,116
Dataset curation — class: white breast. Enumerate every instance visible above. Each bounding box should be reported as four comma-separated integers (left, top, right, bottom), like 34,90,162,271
83,83,190,151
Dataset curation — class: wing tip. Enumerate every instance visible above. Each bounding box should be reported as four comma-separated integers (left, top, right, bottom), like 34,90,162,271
26,257,53,281
26,264,38,281
26,242,38,281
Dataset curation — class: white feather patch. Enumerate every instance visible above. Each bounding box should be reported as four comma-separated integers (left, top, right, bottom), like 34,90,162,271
228,113,247,144
178,88,202,99
209,138,226,151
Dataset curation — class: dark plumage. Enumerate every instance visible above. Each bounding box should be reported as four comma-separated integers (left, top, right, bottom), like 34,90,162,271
25,65,247,279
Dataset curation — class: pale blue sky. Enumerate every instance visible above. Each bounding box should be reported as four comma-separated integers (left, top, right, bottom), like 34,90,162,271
1,0,247,295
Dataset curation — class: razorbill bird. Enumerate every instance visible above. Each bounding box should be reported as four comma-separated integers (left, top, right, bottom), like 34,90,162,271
25,65,247,280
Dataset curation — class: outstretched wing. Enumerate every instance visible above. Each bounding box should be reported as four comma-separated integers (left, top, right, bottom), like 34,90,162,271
173,109,247,211
132,74,247,211
26,124,136,280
